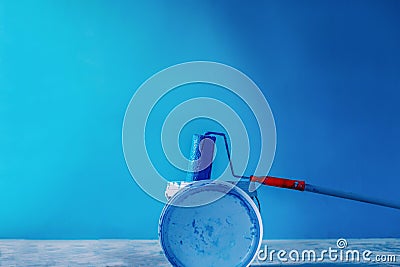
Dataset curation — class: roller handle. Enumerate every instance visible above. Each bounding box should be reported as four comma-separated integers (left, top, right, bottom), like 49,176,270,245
250,175,400,210
250,175,306,191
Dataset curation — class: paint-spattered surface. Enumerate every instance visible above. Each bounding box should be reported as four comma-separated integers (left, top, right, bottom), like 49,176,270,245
0,239,399,266
159,181,262,267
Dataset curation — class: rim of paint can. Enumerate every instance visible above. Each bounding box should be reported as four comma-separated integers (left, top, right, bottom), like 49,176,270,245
159,180,263,267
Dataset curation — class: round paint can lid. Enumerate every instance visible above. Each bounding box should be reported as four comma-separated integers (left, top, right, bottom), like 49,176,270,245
159,180,263,267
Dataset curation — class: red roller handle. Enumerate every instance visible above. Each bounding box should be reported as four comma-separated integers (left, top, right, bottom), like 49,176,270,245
250,175,305,191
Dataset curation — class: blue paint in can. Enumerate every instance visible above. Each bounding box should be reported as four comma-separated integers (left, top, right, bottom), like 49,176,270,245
159,181,263,267
186,134,216,181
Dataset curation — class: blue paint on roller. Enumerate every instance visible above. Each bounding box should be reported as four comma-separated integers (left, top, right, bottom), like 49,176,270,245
186,134,216,181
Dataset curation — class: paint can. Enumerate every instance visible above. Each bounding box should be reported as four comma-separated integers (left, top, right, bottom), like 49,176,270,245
159,180,263,267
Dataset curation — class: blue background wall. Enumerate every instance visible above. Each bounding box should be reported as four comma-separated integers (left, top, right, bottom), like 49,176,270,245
1,0,399,239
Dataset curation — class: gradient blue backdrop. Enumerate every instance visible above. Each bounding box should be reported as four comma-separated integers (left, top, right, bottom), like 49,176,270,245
1,0,399,239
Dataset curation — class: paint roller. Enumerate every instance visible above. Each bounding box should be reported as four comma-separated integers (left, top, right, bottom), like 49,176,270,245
186,131,400,210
